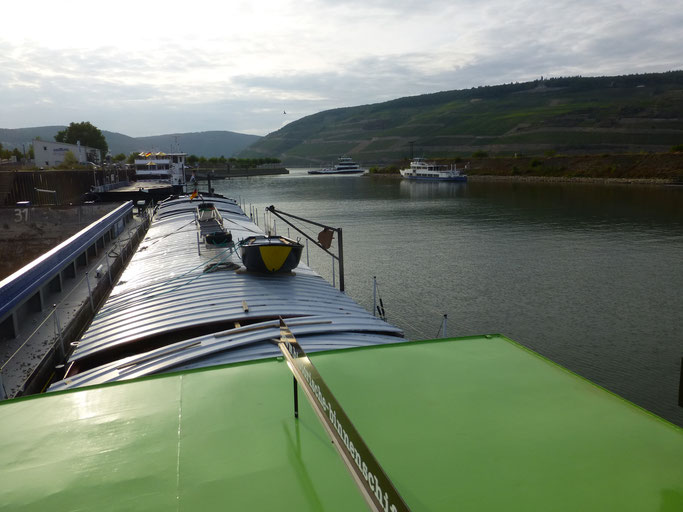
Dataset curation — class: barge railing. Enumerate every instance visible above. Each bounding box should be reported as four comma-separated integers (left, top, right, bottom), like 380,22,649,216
0,202,134,334
266,205,345,292
0,201,151,399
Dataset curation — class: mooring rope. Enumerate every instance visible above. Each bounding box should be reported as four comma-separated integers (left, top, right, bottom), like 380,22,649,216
93,240,246,321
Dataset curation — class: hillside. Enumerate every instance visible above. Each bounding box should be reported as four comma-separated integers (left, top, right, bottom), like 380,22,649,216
0,127,260,158
239,71,683,166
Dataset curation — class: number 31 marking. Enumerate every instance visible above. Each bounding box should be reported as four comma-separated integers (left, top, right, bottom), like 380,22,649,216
14,208,28,223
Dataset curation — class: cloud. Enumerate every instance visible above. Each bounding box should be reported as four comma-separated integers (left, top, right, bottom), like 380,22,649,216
1,0,681,136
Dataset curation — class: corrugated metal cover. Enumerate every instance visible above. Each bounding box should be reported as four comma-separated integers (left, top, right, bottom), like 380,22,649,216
50,195,403,390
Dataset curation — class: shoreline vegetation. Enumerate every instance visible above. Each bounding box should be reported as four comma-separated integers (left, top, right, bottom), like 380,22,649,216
367,151,683,185
369,173,678,185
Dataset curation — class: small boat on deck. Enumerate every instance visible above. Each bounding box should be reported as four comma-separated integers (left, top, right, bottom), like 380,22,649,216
197,202,233,245
1,191,678,512
240,235,304,273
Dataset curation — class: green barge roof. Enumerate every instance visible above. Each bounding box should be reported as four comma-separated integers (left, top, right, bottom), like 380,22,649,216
1,334,681,511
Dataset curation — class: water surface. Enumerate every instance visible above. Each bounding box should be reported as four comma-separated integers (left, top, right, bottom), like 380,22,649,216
214,170,683,426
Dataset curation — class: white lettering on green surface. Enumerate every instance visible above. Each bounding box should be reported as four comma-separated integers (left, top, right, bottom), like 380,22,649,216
278,320,410,512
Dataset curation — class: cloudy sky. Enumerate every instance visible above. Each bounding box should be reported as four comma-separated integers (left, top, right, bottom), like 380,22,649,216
1,0,681,137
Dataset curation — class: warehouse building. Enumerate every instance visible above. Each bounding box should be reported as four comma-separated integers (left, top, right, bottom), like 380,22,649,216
33,140,101,168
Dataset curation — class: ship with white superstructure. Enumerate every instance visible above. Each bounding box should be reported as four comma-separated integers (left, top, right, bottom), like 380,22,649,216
399,157,468,181
308,156,365,174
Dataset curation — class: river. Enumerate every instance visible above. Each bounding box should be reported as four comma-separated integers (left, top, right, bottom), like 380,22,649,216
212,169,683,427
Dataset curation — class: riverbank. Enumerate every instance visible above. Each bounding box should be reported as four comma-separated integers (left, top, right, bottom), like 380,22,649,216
195,166,288,178
368,173,678,185
468,175,679,185
369,152,683,184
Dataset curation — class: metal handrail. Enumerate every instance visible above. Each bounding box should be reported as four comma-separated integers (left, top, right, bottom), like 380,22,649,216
266,206,345,292
0,201,134,320
0,216,149,398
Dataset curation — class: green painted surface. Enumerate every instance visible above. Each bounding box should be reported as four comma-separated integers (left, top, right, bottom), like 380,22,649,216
0,335,681,511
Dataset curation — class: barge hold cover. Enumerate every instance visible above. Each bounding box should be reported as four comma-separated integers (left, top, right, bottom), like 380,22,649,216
1,335,681,511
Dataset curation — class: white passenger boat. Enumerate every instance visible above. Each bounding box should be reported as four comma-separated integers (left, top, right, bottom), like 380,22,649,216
308,156,365,174
399,157,468,181
133,151,188,186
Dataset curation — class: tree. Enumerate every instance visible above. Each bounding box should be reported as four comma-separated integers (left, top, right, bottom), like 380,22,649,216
113,153,127,162
55,121,108,155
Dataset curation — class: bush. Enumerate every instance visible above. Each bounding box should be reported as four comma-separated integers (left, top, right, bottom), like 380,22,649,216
57,150,80,169
472,150,488,158
373,166,400,174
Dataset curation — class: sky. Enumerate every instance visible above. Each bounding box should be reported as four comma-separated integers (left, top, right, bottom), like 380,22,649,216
1,0,682,137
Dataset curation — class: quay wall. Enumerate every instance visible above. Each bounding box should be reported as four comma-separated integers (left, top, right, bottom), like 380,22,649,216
0,169,130,207
0,203,148,398
0,204,123,280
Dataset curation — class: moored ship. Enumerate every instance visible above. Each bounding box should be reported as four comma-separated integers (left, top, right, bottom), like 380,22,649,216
0,189,680,511
308,156,365,174
399,157,468,181
133,151,188,186
47,194,402,390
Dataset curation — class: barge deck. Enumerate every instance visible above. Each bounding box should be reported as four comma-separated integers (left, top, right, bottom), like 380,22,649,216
0,192,680,510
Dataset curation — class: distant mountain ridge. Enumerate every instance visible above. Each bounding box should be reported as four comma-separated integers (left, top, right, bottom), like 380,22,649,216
239,71,683,165
5,71,682,166
0,127,260,158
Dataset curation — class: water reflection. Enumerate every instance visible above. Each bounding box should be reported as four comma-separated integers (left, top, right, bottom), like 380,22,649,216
217,174,683,426
399,179,468,199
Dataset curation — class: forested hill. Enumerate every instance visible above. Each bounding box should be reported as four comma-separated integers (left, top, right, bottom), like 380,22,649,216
0,128,260,158
239,71,683,165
